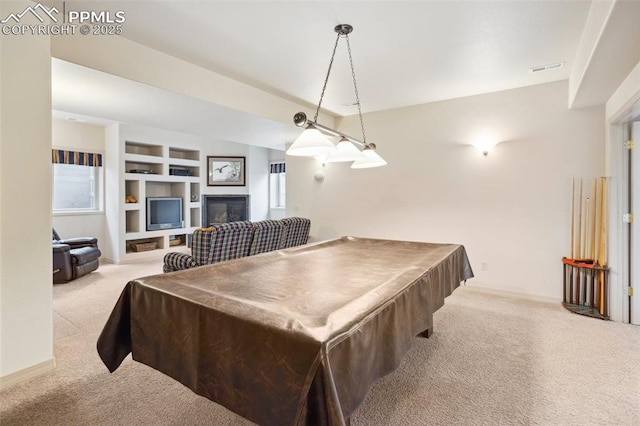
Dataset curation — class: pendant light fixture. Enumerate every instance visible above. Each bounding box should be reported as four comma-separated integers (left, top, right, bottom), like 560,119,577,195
325,137,363,163
288,24,386,168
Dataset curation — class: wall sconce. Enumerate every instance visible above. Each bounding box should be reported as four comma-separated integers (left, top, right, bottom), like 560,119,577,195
313,160,326,182
472,136,498,156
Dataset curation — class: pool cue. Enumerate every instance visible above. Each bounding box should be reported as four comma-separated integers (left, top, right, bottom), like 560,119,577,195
577,179,583,259
597,177,607,314
590,179,598,308
570,178,575,260
584,197,590,257
576,179,583,304
568,178,575,304
583,197,590,304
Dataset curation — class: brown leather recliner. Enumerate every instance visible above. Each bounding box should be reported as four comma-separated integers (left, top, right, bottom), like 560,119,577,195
52,229,101,284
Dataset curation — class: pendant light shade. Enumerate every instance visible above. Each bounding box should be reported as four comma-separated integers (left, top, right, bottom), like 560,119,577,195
351,146,387,169
325,137,364,163
287,125,336,157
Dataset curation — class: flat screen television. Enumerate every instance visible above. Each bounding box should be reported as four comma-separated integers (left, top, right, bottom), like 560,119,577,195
146,197,183,231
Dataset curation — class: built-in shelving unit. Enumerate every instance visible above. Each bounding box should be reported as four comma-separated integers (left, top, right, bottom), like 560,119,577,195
122,142,201,261
105,125,203,263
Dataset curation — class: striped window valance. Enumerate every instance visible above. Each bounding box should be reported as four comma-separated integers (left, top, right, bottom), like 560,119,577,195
52,149,103,167
270,162,285,174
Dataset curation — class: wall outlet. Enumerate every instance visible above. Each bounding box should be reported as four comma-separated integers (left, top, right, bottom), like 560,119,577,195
481,262,488,271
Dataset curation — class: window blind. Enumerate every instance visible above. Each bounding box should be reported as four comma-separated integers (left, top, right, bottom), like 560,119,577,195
269,162,285,174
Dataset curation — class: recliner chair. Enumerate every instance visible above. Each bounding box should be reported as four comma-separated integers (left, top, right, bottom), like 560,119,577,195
52,229,101,284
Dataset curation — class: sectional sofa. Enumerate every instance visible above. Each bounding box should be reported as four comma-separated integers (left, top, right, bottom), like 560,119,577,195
163,217,311,272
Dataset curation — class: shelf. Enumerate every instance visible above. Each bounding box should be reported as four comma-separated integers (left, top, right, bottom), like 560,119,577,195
125,141,163,157
169,147,200,161
125,160,163,175
562,302,609,320
125,210,140,233
125,180,140,204
146,181,186,198
117,138,202,263
190,207,201,228
168,158,200,167
124,202,141,211
124,153,165,164
190,182,200,203
562,257,609,320
126,236,164,254
169,233,187,248
124,173,199,183
169,164,200,178
126,227,196,240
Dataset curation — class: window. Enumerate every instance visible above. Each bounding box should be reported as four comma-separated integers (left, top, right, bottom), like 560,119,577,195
269,162,286,208
52,149,103,213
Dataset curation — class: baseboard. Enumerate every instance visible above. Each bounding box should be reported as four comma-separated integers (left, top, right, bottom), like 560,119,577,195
0,358,56,391
463,284,562,304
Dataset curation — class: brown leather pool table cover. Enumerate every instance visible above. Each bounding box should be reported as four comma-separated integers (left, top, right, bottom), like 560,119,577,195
97,236,473,425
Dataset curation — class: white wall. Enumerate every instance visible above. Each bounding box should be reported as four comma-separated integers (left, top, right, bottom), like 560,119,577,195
248,146,269,221
52,119,106,244
568,0,615,108
0,1,54,380
287,80,604,301
268,148,286,220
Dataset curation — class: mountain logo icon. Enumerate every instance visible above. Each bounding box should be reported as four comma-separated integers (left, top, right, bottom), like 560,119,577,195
1,2,59,24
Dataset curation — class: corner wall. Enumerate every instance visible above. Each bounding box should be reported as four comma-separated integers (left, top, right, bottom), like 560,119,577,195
287,80,605,301
0,2,54,380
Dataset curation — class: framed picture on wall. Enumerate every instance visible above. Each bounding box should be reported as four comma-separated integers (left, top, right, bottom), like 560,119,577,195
207,156,246,186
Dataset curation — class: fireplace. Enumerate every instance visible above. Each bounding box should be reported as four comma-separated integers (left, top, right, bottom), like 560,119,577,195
202,195,250,226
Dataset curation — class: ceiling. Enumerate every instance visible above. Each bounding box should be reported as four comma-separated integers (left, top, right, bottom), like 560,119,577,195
49,1,623,149
51,59,302,150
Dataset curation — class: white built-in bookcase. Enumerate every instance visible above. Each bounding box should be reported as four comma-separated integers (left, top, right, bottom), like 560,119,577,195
105,124,202,263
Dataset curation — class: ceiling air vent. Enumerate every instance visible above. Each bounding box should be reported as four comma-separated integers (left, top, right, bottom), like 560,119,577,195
529,62,565,73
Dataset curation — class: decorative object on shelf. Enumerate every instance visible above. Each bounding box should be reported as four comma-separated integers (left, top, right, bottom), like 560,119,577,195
130,241,158,252
562,177,608,319
207,156,246,186
288,24,387,169
125,195,137,203
169,236,183,247
191,194,199,202
129,169,157,174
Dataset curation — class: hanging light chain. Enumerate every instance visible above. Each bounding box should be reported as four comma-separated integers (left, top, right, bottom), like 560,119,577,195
314,32,341,123
345,34,367,146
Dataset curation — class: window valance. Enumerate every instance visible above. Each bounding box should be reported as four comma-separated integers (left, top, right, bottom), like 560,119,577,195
269,162,285,174
52,149,103,167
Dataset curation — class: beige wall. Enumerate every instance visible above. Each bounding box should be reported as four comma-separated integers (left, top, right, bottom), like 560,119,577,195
0,1,53,379
52,119,106,244
287,80,605,301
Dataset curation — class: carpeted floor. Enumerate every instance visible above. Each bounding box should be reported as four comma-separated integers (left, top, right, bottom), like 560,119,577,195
1,260,639,425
